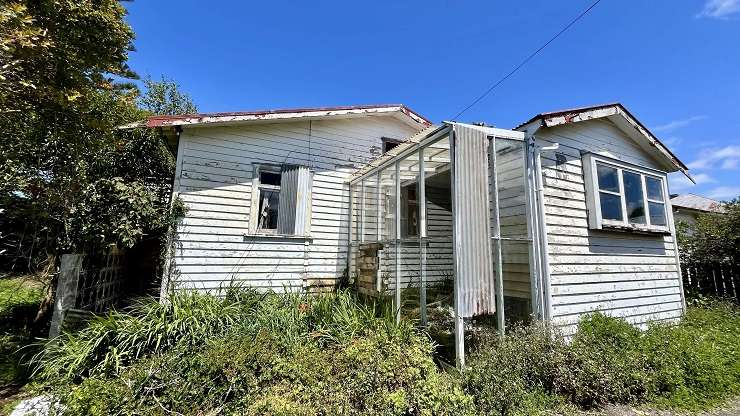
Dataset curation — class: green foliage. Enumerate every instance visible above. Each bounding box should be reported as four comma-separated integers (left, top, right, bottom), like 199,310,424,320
0,277,43,325
464,303,740,414
463,323,573,415
0,1,196,274
558,313,648,407
139,76,198,116
31,291,740,414
678,198,740,265
0,277,45,385
640,301,740,409
35,289,473,415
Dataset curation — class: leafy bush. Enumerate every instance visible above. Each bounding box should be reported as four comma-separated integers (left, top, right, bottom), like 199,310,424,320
640,302,740,409
557,313,649,407
57,330,471,415
463,323,572,415
34,289,473,415
33,290,740,415
464,302,740,414
0,277,44,330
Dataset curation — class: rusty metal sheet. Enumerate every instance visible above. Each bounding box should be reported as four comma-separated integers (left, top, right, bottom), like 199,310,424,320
451,123,495,317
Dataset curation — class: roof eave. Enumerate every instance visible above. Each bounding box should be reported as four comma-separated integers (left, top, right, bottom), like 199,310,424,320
516,103,693,183
140,105,431,129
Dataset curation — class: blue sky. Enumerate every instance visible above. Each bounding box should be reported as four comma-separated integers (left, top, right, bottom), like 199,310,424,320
123,0,740,201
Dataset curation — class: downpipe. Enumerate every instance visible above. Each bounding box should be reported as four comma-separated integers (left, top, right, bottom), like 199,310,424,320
533,140,559,322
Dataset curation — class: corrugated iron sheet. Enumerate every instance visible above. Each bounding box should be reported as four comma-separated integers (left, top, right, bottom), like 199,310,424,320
278,165,312,235
451,124,496,317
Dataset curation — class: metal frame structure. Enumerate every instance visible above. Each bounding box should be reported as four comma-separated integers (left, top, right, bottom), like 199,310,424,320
348,122,544,368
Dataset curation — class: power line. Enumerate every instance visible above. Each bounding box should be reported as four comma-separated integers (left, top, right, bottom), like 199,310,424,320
452,0,603,120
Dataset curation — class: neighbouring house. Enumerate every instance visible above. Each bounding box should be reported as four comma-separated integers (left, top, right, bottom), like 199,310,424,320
670,193,725,231
140,102,691,365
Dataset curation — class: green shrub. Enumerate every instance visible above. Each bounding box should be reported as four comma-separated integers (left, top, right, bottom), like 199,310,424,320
464,303,740,413
555,312,649,407
463,323,572,415
49,315,472,415
641,301,740,409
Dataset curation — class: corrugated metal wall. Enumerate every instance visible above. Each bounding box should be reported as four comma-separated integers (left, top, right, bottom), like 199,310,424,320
451,124,496,317
277,165,312,235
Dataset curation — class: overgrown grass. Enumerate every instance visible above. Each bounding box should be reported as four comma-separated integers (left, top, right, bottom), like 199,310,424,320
33,288,471,415
31,290,740,415
464,299,740,414
0,277,45,386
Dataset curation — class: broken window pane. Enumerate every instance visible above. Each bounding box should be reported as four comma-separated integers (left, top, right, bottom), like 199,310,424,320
257,189,280,230
362,176,379,242
623,170,646,224
399,151,420,238
260,171,281,186
379,165,397,241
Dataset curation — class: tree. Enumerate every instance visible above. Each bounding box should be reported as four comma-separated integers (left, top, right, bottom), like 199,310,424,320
139,76,198,116
0,1,195,274
678,198,740,266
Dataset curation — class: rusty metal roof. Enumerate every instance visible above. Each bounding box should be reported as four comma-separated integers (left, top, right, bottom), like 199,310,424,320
123,104,431,129
515,102,691,179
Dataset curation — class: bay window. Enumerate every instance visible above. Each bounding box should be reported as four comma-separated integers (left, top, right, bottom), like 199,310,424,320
583,153,669,233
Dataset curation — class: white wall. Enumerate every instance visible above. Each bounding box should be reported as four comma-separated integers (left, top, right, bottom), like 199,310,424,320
169,115,421,293
535,119,684,335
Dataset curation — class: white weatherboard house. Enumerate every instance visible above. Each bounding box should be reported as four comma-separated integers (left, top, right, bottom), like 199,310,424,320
148,103,691,365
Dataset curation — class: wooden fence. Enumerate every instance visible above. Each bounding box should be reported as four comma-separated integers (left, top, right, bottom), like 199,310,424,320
682,262,740,304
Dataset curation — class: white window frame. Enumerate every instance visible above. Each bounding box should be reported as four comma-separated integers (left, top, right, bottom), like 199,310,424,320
582,153,670,234
249,164,282,235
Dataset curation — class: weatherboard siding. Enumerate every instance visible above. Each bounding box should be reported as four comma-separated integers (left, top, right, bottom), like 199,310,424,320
171,116,420,293
536,119,683,335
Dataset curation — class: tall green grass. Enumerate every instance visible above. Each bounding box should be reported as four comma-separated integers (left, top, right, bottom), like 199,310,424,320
33,288,471,415
1,277,45,386
33,288,411,381
31,289,740,415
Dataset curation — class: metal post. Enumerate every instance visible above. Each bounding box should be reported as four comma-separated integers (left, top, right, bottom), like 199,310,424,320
348,185,355,281
376,172,382,242
525,137,544,320
360,180,366,243
449,129,465,368
395,162,402,323
418,149,428,327
533,141,558,322
490,137,505,335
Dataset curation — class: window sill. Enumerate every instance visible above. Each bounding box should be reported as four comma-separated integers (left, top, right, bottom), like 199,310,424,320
598,222,670,235
243,233,312,241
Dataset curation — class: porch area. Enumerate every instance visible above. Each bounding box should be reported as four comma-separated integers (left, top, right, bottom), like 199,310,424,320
348,122,549,366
